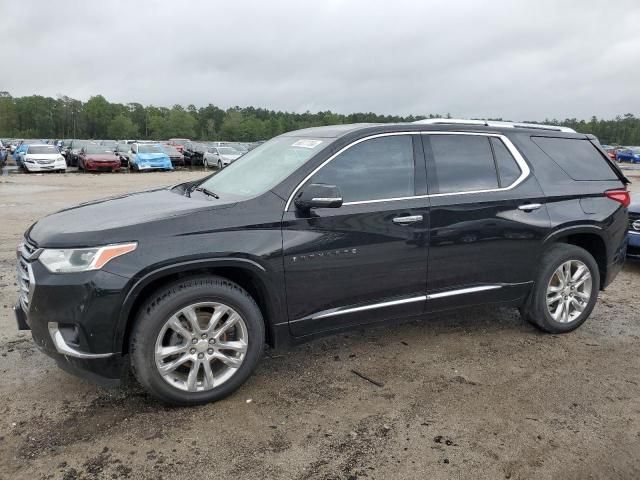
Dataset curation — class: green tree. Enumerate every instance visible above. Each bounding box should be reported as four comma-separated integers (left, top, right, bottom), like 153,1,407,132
107,114,138,139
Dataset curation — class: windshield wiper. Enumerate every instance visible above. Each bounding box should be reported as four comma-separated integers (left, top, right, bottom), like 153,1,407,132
195,187,220,199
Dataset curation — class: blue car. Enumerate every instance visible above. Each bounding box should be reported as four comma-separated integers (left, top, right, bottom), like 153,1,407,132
13,143,29,166
629,195,640,259
617,147,640,163
130,143,173,171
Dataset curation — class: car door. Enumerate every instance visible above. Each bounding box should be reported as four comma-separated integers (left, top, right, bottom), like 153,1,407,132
422,132,551,311
282,133,430,337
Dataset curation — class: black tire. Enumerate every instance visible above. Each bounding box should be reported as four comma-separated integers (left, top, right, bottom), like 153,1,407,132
520,244,600,333
217,160,222,169
130,275,265,406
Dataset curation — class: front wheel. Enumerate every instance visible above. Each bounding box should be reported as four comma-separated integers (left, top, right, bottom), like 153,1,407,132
520,244,599,333
130,276,265,406
203,158,209,168
217,160,222,169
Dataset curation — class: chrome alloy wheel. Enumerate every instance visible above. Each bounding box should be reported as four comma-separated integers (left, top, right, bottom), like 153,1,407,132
546,260,593,323
154,302,248,392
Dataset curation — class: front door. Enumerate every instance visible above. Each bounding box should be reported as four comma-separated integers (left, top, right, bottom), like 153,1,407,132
282,134,430,337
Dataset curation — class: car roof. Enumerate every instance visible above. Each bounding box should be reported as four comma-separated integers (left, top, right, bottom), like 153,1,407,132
282,122,588,140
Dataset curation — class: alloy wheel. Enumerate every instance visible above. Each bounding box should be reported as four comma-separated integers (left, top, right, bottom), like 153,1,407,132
546,260,592,323
154,302,249,392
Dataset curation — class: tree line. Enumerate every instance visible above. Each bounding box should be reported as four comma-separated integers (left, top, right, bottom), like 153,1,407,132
0,92,638,145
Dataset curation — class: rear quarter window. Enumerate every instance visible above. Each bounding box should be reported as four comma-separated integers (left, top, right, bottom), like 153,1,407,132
531,137,617,181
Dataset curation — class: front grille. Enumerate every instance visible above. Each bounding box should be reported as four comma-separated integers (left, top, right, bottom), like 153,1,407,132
16,239,38,311
36,159,54,165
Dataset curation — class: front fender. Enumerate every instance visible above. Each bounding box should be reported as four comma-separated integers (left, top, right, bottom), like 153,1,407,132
112,256,285,353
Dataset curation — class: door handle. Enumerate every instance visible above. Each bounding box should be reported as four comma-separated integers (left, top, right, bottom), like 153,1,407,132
392,215,423,224
518,203,542,211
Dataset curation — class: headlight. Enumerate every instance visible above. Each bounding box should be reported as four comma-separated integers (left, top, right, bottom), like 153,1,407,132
38,242,137,273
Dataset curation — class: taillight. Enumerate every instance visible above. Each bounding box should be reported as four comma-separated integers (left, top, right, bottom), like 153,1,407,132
605,189,630,208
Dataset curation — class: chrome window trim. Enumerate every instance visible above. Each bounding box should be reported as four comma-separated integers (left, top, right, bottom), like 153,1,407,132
284,131,530,211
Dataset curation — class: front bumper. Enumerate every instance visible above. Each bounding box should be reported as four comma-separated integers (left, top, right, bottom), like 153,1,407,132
24,161,66,172
15,254,130,386
84,161,120,171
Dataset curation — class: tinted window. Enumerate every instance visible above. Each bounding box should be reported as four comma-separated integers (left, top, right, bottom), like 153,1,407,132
531,137,617,181
490,137,521,186
429,135,498,193
309,135,414,203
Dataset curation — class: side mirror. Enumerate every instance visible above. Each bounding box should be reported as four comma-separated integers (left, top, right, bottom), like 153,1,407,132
294,183,343,211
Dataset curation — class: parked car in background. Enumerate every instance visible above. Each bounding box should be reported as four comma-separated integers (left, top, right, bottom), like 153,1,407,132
0,140,7,167
21,144,67,173
67,140,96,167
13,143,29,166
115,143,131,168
130,143,173,171
190,143,207,165
628,195,640,259
14,120,629,406
616,147,640,163
602,145,618,161
100,140,118,151
168,138,189,153
160,144,185,166
78,145,121,172
203,146,242,169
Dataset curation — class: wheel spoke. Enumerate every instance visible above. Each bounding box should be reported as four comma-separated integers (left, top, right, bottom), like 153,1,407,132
158,353,191,374
552,299,564,321
157,344,188,359
574,272,591,288
575,290,590,301
167,316,191,339
562,298,571,322
206,306,229,334
186,360,201,391
571,265,587,283
547,294,562,306
548,284,563,293
570,297,585,312
212,351,242,368
214,312,240,338
182,305,201,335
202,360,215,389
217,340,248,353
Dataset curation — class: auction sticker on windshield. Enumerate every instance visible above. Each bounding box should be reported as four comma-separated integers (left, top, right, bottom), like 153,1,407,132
292,139,323,149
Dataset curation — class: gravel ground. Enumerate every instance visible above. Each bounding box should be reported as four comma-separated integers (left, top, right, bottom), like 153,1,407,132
1,167,639,480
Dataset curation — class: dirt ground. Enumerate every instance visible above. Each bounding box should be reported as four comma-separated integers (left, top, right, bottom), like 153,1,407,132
1,167,639,480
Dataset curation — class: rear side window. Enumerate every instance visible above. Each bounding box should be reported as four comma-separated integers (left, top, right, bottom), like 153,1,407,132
429,135,498,193
490,137,521,187
309,135,414,203
531,137,617,181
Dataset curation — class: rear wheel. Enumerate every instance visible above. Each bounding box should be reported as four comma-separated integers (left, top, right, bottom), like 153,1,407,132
520,244,599,333
130,276,265,406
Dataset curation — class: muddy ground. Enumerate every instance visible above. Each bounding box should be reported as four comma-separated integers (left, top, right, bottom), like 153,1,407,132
1,166,639,480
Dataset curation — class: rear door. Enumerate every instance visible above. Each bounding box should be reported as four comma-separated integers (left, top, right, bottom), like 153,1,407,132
282,133,430,336
423,132,551,311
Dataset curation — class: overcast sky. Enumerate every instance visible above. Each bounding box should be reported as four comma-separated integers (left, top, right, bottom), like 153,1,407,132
2,0,639,120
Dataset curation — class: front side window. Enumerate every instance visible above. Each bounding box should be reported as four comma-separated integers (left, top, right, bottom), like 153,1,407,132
307,135,414,203
428,135,498,194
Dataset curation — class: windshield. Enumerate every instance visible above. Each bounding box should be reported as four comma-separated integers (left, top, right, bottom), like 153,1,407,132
198,136,329,200
138,145,162,154
218,147,240,156
117,144,130,151
631,147,640,154
27,145,58,155
85,146,113,154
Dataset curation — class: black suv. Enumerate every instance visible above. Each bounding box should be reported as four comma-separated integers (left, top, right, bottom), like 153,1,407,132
15,120,630,405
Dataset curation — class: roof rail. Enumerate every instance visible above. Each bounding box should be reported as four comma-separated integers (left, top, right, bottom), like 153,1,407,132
412,118,576,133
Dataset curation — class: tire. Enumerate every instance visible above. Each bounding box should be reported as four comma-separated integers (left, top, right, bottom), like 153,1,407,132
130,275,265,406
204,158,209,168
217,160,222,169
520,244,600,333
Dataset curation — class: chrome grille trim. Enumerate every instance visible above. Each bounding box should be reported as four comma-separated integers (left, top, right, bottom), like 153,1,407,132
16,239,40,311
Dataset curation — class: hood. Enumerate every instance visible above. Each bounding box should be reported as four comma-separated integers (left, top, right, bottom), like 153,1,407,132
221,154,241,161
24,154,61,160
137,152,168,161
86,153,118,162
27,187,236,248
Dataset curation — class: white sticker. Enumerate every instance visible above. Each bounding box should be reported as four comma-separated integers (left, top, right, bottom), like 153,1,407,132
292,139,323,149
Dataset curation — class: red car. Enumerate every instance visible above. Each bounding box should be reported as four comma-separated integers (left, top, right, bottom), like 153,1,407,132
78,145,121,172
168,138,189,153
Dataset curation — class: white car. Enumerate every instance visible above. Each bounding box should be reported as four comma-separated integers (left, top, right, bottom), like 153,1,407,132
203,146,242,169
22,144,67,173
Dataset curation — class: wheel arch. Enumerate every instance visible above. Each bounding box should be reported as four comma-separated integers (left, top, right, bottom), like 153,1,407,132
115,258,285,354
543,225,608,290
